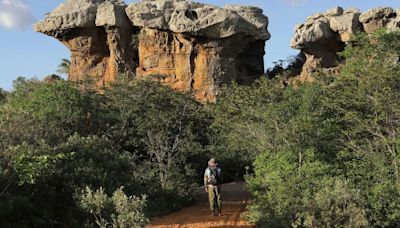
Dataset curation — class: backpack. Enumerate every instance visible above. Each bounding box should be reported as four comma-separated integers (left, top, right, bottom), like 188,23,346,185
208,167,220,185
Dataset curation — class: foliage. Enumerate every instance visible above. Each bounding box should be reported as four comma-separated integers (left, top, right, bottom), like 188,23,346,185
247,150,367,227
0,76,210,226
79,186,148,228
0,88,7,105
266,53,305,80
235,31,400,227
57,58,71,75
102,79,211,214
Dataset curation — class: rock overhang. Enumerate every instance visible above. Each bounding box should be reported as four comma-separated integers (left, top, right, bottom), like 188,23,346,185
291,6,400,51
35,0,271,41
35,0,129,34
125,0,270,40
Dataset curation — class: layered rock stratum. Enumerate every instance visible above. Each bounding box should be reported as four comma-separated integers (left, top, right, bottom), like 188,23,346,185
291,6,399,81
35,0,270,102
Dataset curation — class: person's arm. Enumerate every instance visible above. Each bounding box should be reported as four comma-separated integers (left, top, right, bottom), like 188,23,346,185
204,169,208,192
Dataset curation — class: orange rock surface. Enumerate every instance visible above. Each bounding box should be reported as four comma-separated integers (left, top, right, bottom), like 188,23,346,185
136,28,265,102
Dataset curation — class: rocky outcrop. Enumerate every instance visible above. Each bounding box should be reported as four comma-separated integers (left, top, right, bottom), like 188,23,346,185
360,7,399,33
125,1,269,40
291,6,399,81
126,0,270,102
35,0,136,88
135,28,266,101
35,0,270,102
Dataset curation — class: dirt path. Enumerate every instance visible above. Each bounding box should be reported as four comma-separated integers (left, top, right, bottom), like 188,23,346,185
148,182,254,228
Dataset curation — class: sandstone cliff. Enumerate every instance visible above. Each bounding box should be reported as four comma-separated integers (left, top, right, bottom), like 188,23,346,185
35,0,270,102
291,7,399,81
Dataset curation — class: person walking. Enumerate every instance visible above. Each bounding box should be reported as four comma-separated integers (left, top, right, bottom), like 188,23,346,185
204,158,222,216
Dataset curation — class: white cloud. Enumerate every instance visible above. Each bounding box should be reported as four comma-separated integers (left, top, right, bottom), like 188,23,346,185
0,0,35,30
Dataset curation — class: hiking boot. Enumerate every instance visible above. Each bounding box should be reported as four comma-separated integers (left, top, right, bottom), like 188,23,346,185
218,210,222,216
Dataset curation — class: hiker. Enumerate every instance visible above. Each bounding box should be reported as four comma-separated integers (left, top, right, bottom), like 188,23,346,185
204,158,222,216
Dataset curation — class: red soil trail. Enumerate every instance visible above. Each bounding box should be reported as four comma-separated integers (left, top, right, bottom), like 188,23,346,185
147,182,254,228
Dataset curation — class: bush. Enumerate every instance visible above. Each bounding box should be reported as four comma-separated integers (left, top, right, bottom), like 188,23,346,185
78,186,148,228
0,77,211,226
243,31,400,227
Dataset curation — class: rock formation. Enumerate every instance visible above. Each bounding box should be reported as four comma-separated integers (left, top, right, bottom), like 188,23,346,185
35,0,136,88
291,7,399,81
126,1,270,101
35,0,270,102
360,7,400,33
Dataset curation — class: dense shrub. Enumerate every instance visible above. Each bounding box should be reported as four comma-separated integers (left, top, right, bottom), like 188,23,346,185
0,78,211,226
244,31,400,227
78,186,148,228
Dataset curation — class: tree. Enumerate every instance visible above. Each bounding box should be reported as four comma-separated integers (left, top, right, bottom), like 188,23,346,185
57,58,71,75
0,88,7,105
0,75,211,226
101,79,211,214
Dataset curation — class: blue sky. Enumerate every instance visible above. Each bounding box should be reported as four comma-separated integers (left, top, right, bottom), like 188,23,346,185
0,0,399,90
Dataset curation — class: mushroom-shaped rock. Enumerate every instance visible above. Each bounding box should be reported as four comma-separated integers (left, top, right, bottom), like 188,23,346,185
35,0,270,102
126,0,270,102
35,0,136,87
291,7,361,50
291,7,364,81
291,6,399,82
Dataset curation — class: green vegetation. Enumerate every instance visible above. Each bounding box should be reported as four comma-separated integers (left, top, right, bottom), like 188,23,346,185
0,31,398,227
232,31,400,227
57,58,71,75
0,78,210,227
78,186,148,228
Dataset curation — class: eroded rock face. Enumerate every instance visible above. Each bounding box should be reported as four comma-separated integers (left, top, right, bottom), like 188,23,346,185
126,0,269,102
35,0,137,87
291,6,399,81
125,0,270,40
360,7,399,33
291,7,361,81
136,28,265,101
35,0,269,102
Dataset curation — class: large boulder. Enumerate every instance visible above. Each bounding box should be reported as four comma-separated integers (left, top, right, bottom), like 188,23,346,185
35,0,270,102
35,0,136,87
291,6,399,81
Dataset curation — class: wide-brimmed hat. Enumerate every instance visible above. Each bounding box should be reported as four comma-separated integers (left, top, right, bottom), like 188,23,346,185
208,158,216,167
